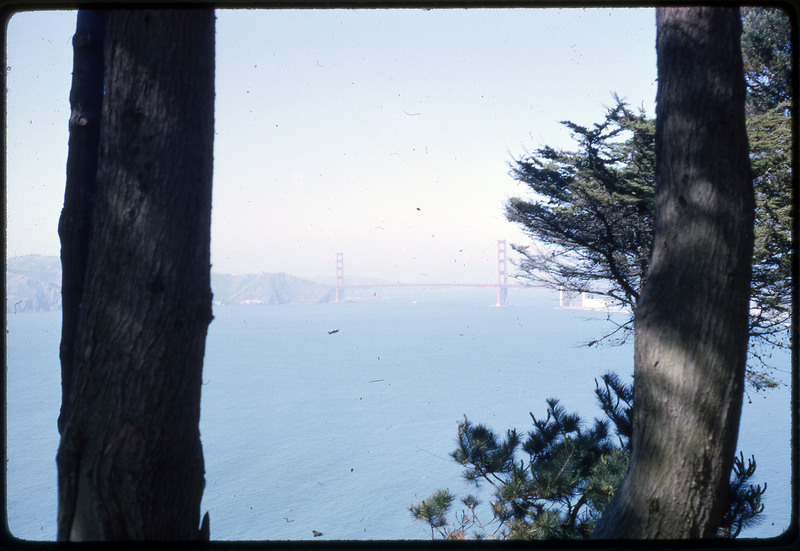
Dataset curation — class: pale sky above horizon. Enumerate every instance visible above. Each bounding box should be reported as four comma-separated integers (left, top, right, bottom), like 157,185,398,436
6,8,657,284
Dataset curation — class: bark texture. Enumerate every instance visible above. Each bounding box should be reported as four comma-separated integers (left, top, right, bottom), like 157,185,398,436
58,9,107,434
56,10,215,541
592,7,754,538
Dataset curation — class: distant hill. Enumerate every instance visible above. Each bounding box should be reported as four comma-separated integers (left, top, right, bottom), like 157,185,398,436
6,255,335,312
211,272,334,305
6,255,520,312
7,255,62,313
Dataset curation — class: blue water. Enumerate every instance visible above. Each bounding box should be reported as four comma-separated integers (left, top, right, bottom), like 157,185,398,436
5,288,792,540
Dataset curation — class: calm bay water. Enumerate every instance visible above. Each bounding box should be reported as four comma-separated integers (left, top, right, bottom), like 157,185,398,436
5,288,792,540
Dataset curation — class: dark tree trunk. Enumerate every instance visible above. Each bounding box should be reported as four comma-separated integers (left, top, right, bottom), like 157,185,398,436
56,9,215,541
592,7,754,538
58,9,107,434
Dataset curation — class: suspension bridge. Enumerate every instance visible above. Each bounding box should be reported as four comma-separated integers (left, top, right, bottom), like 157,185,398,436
332,240,531,306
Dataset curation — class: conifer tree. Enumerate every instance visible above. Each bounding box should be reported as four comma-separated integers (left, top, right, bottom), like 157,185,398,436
410,374,765,540
414,6,781,541
505,97,654,320
505,7,791,388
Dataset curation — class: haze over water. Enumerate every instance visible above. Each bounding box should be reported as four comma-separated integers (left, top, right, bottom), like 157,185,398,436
6,290,791,540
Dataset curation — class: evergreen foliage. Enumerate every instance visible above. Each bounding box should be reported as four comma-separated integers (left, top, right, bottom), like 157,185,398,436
747,105,793,351
506,97,654,321
741,7,792,114
410,374,766,540
505,8,791,387
411,8,781,541
741,6,792,367
718,453,767,538
408,489,455,539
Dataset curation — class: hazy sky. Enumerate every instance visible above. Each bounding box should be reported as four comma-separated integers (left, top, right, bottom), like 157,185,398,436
6,8,656,284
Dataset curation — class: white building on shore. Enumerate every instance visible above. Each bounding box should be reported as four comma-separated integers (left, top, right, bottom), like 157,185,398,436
558,288,612,310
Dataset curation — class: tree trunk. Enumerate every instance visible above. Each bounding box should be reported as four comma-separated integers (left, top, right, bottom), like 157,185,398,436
58,9,107,434
56,9,215,540
592,7,754,538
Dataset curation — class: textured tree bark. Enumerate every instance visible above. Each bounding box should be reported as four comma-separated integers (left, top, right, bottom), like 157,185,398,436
592,7,754,538
58,9,107,434
56,10,215,541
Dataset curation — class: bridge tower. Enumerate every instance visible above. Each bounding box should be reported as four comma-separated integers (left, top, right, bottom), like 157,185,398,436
496,239,508,306
335,252,344,303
